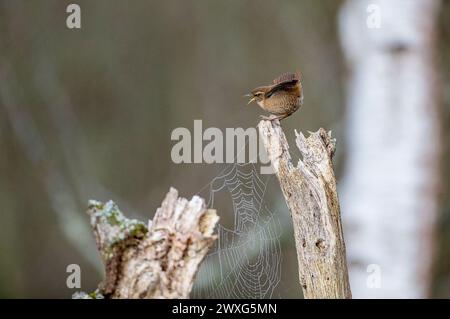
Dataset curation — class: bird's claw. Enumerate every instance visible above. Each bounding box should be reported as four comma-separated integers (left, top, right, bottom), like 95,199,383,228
259,114,281,121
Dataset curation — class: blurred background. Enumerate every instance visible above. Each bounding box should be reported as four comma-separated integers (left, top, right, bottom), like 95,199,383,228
0,0,448,298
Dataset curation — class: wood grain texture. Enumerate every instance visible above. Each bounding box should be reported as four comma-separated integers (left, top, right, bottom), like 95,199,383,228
258,120,351,299
76,188,218,299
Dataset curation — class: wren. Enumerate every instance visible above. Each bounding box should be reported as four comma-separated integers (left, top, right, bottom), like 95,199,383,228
246,72,303,121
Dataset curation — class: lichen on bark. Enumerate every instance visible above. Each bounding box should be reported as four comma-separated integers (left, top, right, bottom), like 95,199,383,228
74,188,218,299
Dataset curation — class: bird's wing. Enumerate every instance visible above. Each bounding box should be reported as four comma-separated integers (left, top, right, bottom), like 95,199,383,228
272,72,299,85
266,73,300,98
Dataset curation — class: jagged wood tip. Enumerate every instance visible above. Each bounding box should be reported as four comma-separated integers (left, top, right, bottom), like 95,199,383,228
74,187,219,299
257,119,351,299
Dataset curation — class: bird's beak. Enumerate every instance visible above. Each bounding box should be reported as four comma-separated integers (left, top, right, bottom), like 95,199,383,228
244,94,256,105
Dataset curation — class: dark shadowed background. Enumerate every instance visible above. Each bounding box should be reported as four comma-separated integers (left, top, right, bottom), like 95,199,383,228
0,0,449,298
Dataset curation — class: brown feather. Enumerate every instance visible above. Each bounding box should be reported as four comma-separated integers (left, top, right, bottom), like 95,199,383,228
272,72,299,85
266,80,298,98
248,71,303,121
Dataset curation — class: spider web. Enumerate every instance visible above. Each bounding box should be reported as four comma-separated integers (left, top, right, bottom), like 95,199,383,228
192,163,282,299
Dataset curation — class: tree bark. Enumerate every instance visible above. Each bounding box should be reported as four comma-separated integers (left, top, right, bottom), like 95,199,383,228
338,0,441,298
74,187,219,299
258,120,351,299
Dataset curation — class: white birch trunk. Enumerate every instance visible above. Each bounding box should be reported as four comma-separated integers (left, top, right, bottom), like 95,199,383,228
338,0,441,298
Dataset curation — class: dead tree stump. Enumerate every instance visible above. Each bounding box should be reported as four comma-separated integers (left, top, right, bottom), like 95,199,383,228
74,187,219,299
258,120,351,299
